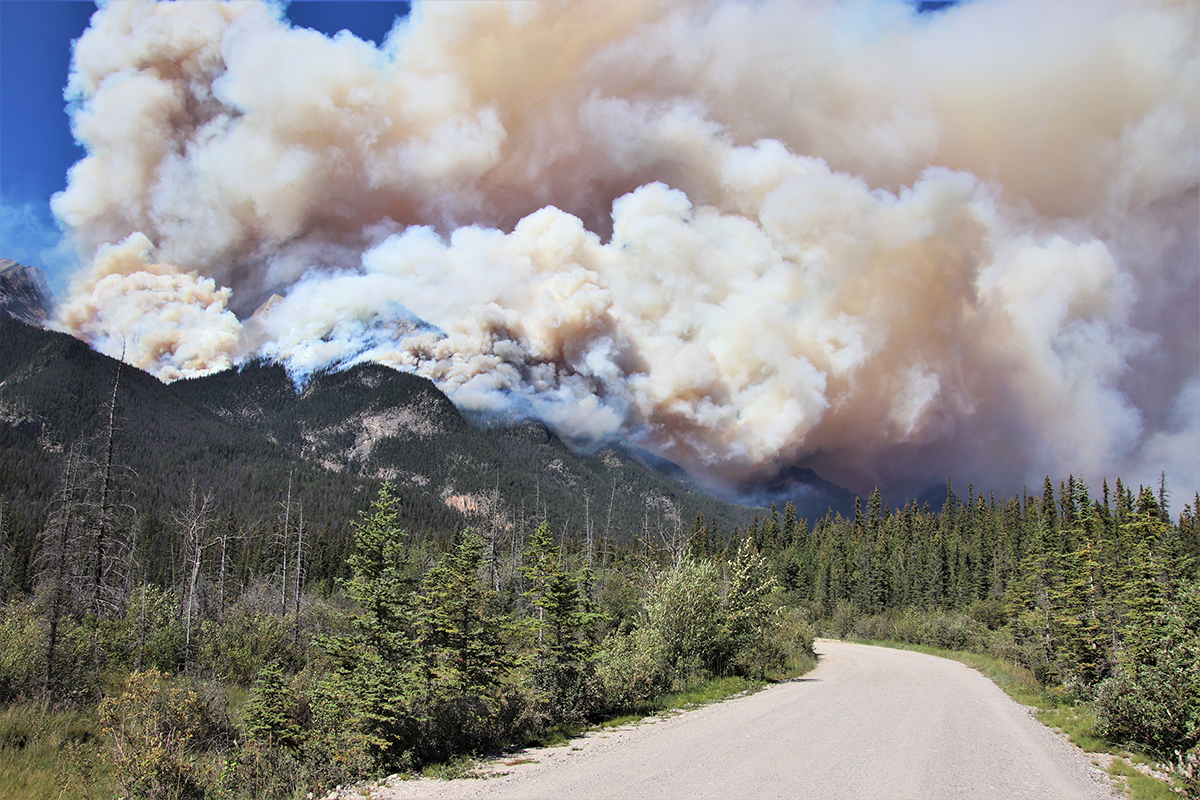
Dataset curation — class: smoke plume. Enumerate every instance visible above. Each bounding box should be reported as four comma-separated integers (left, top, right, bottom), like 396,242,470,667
51,0,1199,499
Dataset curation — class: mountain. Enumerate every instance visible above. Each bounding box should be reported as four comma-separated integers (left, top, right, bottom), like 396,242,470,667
0,260,53,327
0,317,791,593
746,465,861,522
171,358,761,541
0,316,419,589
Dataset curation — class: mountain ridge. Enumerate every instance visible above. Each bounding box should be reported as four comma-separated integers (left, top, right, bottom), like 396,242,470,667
1,300,862,592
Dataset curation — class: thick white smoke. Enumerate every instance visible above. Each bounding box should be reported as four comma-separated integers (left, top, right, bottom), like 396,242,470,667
52,0,1199,498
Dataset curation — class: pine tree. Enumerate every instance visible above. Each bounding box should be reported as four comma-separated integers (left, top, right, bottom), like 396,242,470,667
318,483,420,769
781,502,799,550
414,529,512,701
243,661,303,751
1115,487,1169,666
520,520,596,720
761,504,781,553
1051,506,1108,688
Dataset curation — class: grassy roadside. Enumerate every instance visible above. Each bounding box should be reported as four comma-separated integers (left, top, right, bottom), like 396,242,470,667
845,638,1186,800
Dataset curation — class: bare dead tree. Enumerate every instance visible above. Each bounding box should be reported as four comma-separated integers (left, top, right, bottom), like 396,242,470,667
511,502,526,595
279,473,293,616
488,472,501,591
291,503,306,643
602,481,616,584
584,491,594,571
37,441,95,694
0,495,8,604
215,517,248,614
175,484,217,673
87,358,138,691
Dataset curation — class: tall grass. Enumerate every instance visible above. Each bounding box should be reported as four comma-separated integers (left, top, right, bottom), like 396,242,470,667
0,703,114,800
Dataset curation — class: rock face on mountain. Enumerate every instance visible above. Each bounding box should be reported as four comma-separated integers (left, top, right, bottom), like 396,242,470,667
0,259,53,327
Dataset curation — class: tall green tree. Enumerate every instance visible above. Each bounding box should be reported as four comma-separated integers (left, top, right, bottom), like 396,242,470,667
317,483,420,770
521,521,596,720
414,529,512,701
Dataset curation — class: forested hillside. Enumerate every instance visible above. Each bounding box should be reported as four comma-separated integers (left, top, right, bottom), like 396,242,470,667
0,316,771,597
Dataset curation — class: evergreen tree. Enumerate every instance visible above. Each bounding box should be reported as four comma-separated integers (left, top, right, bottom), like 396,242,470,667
317,483,420,770
243,661,303,751
414,529,512,701
1116,488,1169,666
1051,508,1108,687
521,520,596,720
761,504,781,553
781,502,799,550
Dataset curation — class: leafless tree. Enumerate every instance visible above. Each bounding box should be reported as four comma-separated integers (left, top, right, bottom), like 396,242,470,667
175,484,217,672
36,441,95,694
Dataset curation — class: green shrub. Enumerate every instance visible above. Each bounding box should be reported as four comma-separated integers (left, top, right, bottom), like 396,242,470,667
593,627,667,713
644,558,724,682
106,585,185,673
99,670,231,800
0,601,45,702
766,608,817,676
196,609,301,686
1094,583,1200,761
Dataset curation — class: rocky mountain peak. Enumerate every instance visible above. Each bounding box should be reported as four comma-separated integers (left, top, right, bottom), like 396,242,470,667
0,258,54,327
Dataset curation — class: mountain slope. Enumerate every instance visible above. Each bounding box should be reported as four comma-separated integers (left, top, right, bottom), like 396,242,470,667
0,317,465,588
173,359,762,540
1,316,861,593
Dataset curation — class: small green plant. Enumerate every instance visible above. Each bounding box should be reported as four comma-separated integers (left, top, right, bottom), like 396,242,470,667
421,754,480,779
1107,757,1181,800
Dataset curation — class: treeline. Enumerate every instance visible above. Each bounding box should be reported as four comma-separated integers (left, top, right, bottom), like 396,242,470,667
715,476,1198,776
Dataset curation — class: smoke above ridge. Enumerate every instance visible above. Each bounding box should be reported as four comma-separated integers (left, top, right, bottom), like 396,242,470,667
50,0,1199,499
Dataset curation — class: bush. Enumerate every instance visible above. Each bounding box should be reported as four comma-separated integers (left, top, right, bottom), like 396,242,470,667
196,609,301,686
0,600,45,701
99,670,231,800
593,627,667,713
643,558,724,683
766,608,816,675
1094,582,1200,760
105,585,185,673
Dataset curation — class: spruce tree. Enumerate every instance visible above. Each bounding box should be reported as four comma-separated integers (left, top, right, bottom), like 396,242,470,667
317,483,420,769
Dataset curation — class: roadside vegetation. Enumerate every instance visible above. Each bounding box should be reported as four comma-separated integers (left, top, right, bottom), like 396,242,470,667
0,483,814,799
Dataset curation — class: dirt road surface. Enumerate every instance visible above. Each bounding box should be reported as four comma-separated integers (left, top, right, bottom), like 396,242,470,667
358,640,1120,800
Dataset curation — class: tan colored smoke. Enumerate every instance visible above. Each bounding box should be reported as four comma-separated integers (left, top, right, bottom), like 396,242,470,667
52,0,1199,497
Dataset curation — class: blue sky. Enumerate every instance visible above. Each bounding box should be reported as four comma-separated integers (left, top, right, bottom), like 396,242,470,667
0,0,410,293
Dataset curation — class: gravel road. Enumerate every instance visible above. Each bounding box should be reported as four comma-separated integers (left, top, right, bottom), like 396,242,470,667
358,640,1120,800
